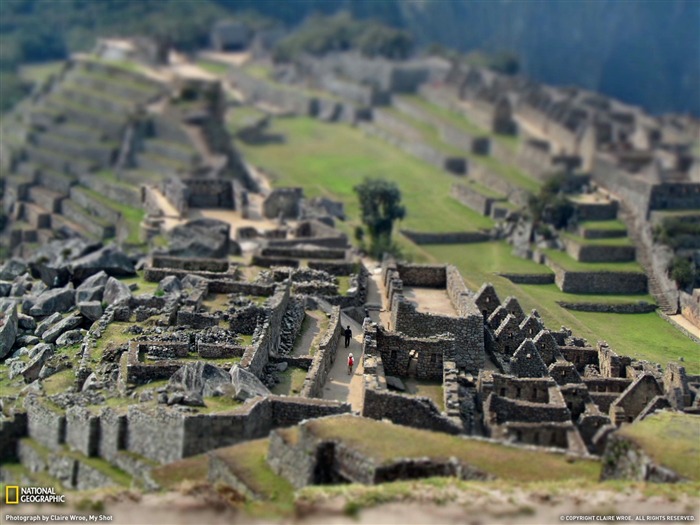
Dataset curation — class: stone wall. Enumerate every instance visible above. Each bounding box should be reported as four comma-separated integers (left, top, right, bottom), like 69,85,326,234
400,230,490,245
498,273,555,285
151,255,230,272
65,406,100,457
648,183,700,211
24,396,65,450
127,396,349,464
546,258,648,294
396,263,446,287
362,379,462,434
300,306,341,398
557,301,656,314
262,246,346,260
240,281,291,378
0,413,27,462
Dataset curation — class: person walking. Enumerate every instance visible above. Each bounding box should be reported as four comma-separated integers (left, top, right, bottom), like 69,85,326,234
344,325,352,348
347,353,354,375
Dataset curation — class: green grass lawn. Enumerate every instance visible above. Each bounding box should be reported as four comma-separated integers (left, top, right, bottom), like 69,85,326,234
618,412,700,481
308,416,600,482
237,117,494,233
79,186,145,245
544,249,643,273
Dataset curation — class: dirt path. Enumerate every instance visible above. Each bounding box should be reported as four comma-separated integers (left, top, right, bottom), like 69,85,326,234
320,312,365,412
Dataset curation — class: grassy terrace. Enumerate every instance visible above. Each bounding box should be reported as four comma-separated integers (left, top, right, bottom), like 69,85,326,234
226,105,267,134
460,179,505,199
544,248,642,273
79,186,145,245
618,412,700,481
386,102,539,193
237,117,494,233
579,220,628,232
308,416,599,482
19,60,64,85
399,94,520,151
561,233,633,246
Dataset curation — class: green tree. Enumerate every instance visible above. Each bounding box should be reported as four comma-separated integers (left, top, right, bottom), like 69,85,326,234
354,178,406,258
669,256,695,290
527,172,574,230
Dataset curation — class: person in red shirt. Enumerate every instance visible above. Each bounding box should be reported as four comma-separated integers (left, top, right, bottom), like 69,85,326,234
347,353,354,375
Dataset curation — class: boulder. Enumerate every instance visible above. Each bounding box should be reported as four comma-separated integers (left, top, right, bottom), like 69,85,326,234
167,218,231,259
42,314,83,344
0,281,12,297
39,355,71,380
385,375,406,392
168,362,231,398
230,365,271,402
158,276,182,294
56,329,83,347
103,277,132,306
81,372,100,392
78,301,103,322
76,271,108,303
21,344,55,383
0,302,18,360
17,313,37,331
29,343,54,360
16,335,40,347
35,312,62,338
0,259,28,281
30,261,71,288
70,245,136,282
29,287,75,316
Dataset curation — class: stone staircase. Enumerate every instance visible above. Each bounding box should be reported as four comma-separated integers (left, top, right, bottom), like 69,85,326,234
621,207,677,314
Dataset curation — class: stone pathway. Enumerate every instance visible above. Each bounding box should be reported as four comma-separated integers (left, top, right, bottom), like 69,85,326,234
320,312,365,412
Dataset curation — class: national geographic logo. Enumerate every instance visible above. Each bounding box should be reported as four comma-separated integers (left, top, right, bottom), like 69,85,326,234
5,486,66,504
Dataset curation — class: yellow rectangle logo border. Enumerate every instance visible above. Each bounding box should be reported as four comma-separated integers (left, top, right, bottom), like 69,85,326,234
5,485,20,504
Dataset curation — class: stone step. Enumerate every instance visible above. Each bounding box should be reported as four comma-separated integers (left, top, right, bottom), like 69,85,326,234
59,200,116,240
50,212,97,241
20,201,52,229
28,185,66,212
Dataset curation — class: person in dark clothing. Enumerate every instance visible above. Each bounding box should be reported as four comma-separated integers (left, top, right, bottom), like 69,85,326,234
344,325,352,348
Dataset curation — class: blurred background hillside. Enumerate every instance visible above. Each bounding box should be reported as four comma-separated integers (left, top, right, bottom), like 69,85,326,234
1,0,698,115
